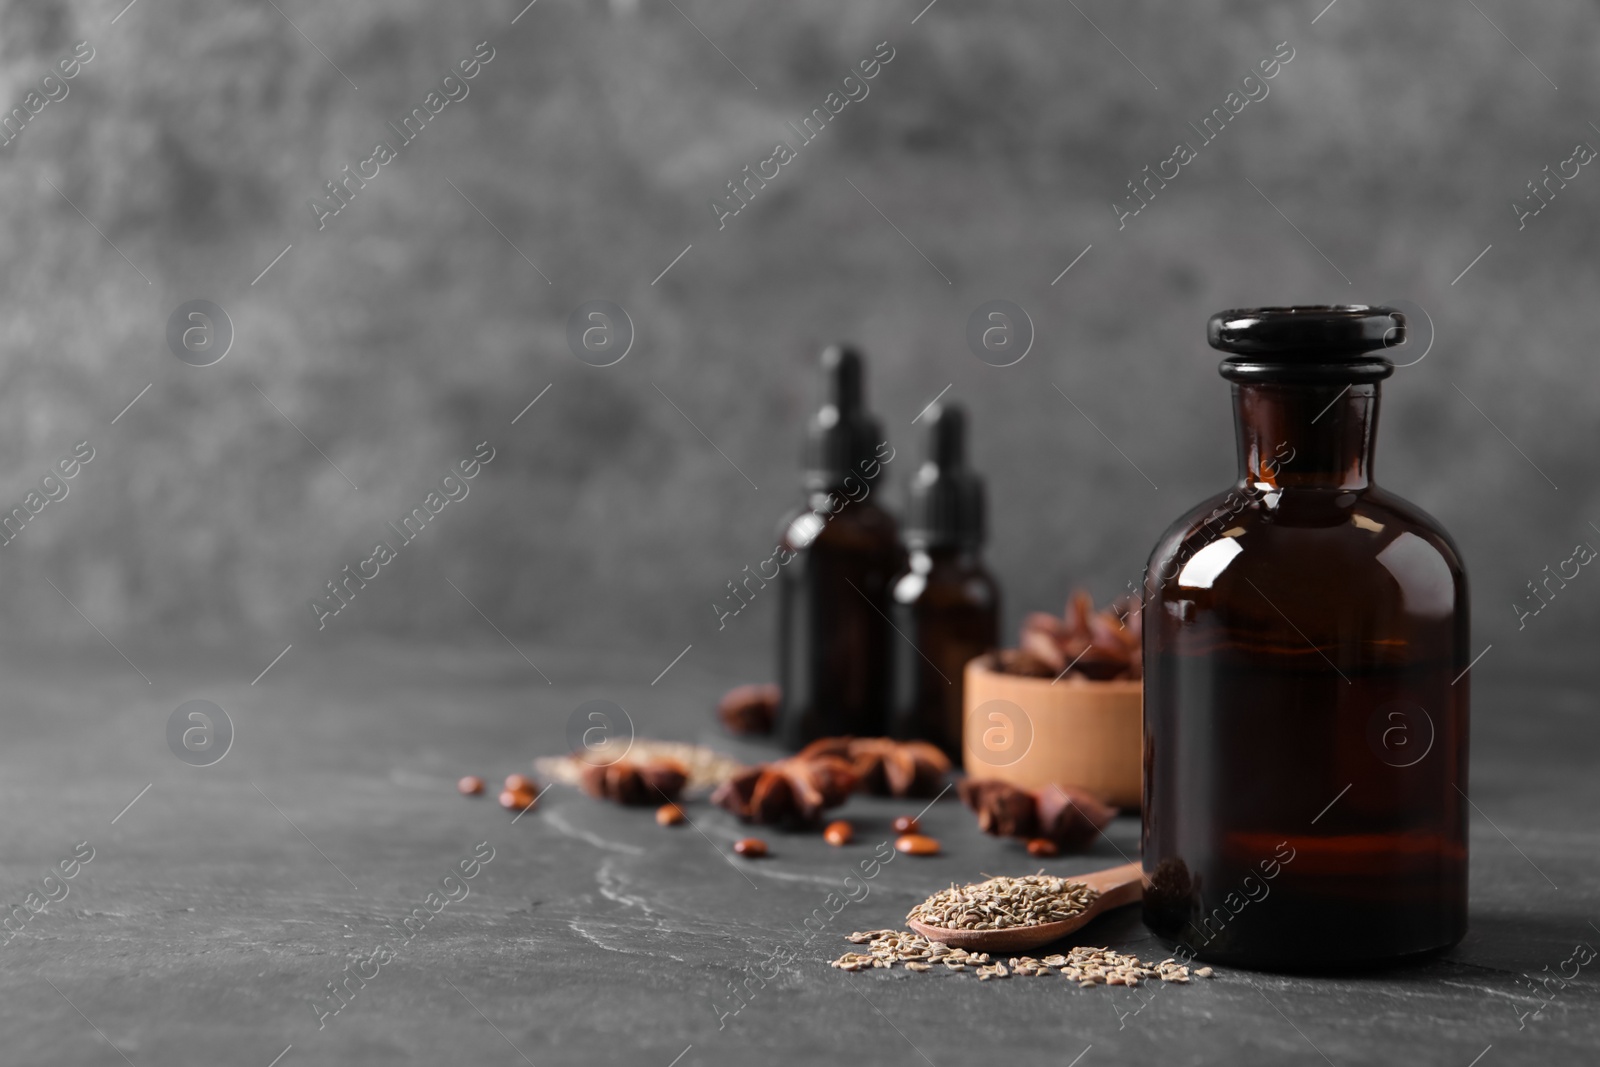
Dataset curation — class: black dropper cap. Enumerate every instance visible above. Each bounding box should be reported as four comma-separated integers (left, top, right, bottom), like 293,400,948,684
803,344,883,490
904,403,984,549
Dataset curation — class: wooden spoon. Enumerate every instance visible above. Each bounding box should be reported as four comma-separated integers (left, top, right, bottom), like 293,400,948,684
905,861,1145,954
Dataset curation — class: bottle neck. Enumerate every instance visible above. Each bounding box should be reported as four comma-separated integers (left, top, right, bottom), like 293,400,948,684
1233,380,1379,491
909,544,983,570
806,487,866,513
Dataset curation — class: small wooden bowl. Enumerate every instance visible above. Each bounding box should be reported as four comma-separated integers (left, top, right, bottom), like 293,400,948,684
962,655,1142,810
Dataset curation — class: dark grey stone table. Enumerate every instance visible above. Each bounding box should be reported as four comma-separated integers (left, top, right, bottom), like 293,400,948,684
3,640,1595,1066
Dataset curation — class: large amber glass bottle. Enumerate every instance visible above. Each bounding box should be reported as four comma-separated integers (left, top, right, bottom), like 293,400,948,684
1142,306,1469,968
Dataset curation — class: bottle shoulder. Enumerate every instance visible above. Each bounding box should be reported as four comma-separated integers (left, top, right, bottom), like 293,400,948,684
1358,487,1467,575
891,554,1000,608
1146,486,1259,574
1147,484,1468,611
779,498,900,555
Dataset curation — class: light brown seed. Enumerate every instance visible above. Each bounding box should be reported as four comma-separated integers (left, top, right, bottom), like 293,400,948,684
504,773,536,793
906,874,1097,930
499,787,535,811
892,815,921,834
1196,967,1215,978
824,820,854,846
829,928,1200,991
895,833,940,856
655,803,686,826
458,776,485,796
733,837,768,858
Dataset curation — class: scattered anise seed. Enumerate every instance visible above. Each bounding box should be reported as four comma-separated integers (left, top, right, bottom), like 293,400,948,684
457,776,485,796
830,931,1213,988
733,837,768,858
823,820,854,846
655,803,686,827
891,815,921,834
499,788,535,811
894,833,940,856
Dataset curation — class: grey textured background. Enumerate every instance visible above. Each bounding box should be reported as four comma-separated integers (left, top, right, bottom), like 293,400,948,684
1,0,1596,674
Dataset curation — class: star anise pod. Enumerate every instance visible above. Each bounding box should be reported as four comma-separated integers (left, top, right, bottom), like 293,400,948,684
579,757,689,806
710,754,857,827
959,778,1116,849
1034,783,1117,848
957,779,1039,838
799,736,951,798
717,683,779,736
1007,589,1142,681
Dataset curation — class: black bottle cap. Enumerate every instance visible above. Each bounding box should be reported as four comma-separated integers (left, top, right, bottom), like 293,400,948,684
803,344,884,490
905,403,984,549
1209,305,1400,383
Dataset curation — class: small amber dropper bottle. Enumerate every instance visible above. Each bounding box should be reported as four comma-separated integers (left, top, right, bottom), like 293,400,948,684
774,346,904,748
889,403,999,763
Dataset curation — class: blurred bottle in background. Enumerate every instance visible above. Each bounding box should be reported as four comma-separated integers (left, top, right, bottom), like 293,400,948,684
890,403,999,763
775,346,903,748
